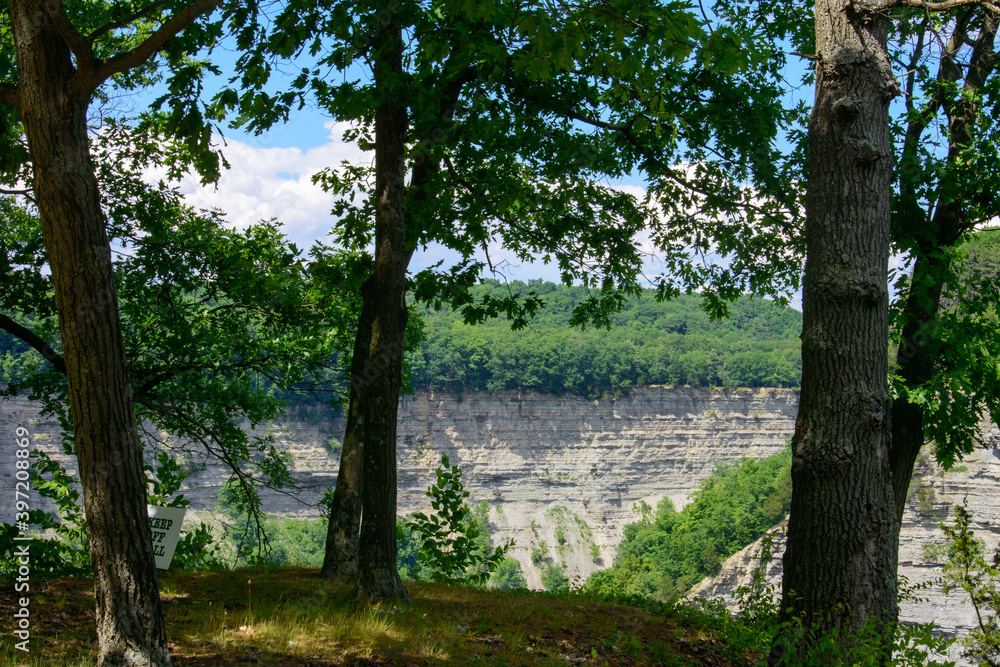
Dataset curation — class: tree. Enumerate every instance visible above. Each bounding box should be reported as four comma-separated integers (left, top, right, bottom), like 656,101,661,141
2,120,358,540
541,562,569,593
887,5,1000,524
775,0,1000,660
3,127,370,587
773,0,900,659
0,2,227,663
491,557,527,591
223,0,801,602
350,5,412,601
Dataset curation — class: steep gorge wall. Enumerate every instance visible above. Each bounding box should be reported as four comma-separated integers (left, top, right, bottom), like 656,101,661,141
1,387,798,588
394,387,799,587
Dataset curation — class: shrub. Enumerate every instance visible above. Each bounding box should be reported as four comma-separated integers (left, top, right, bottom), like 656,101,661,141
541,562,568,593
491,557,527,591
530,540,549,565
402,455,512,586
937,500,1000,664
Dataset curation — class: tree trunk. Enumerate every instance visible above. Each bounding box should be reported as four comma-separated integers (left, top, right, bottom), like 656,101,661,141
322,278,375,580
9,3,170,665
319,65,465,582
354,10,411,603
888,12,997,524
888,247,949,524
772,0,899,660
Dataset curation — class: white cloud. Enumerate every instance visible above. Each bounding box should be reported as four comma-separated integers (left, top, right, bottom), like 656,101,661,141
149,121,370,249
408,182,669,289
154,134,796,306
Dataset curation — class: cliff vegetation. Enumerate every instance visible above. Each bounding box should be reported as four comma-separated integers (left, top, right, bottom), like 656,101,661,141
584,447,792,601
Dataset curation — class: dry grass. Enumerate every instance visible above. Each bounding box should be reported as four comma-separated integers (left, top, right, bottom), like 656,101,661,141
1,568,748,666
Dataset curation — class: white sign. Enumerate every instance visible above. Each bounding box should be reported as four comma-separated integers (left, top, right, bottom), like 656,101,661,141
146,505,186,570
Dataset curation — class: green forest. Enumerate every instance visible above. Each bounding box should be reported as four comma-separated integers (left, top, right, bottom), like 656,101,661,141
408,281,803,396
7,232,998,401
584,448,792,601
6,225,999,402
0,280,803,398
410,228,1000,398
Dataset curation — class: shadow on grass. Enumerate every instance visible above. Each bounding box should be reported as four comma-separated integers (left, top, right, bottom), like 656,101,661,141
1,567,746,666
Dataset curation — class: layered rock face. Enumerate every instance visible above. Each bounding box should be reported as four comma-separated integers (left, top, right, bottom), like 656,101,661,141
1,387,798,588
394,387,799,588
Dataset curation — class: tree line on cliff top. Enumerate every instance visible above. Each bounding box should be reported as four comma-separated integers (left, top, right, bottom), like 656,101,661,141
3,0,1000,664
10,228,998,406
8,240,1000,404
0,278,803,396
409,280,803,395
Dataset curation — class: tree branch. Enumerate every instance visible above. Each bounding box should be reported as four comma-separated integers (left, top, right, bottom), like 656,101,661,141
903,17,929,113
135,395,312,550
0,317,308,535
963,8,1000,93
901,13,970,225
891,0,1000,14
91,0,220,87
42,0,95,67
0,84,20,109
132,355,280,399
564,108,789,222
88,0,170,42
0,315,67,375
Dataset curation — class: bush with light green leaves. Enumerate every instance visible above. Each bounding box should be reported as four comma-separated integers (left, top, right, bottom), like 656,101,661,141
399,455,512,586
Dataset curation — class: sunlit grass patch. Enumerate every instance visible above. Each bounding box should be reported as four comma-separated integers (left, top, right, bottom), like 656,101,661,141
0,567,747,666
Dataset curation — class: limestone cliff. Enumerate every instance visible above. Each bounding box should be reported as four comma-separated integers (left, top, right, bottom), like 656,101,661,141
393,387,798,588
1,387,798,589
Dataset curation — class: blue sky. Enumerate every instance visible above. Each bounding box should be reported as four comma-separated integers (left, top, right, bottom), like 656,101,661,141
143,78,679,295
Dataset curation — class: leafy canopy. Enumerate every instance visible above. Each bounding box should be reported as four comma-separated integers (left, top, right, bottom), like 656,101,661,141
214,0,806,325
0,122,360,557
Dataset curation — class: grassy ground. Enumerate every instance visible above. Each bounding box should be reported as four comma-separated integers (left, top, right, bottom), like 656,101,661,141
0,567,751,666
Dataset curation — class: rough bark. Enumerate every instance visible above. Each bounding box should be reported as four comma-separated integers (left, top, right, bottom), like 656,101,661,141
320,80,461,579
9,2,170,665
354,11,411,604
321,278,375,580
772,0,899,659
